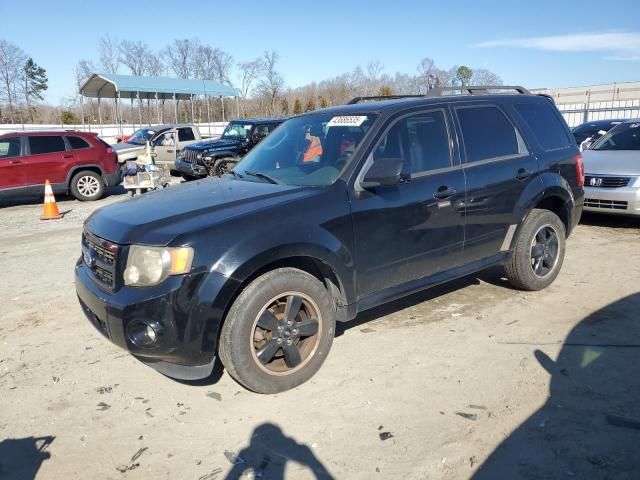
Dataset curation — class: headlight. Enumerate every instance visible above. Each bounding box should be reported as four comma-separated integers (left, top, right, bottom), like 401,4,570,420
123,245,194,287
177,150,185,160
632,176,640,188
196,153,203,160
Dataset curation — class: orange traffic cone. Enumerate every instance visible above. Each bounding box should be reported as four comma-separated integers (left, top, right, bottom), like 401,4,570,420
41,179,63,220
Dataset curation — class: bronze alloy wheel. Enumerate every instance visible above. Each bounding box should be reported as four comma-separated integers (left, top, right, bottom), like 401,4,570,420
250,292,322,376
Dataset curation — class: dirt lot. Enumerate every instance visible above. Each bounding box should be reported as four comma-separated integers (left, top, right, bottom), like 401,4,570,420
1,187,639,480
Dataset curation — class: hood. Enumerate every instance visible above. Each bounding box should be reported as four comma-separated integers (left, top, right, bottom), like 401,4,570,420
85,178,314,245
185,137,244,152
582,149,640,176
112,141,145,152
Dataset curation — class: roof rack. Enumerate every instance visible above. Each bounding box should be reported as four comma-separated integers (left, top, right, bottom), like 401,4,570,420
427,85,530,96
347,86,530,104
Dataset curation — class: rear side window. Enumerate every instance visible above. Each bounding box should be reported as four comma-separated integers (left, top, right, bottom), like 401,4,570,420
67,136,91,149
515,102,570,150
0,137,21,159
29,136,66,155
457,106,519,162
178,128,195,142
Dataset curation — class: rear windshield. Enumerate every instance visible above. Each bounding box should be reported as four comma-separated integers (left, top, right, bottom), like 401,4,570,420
591,122,640,151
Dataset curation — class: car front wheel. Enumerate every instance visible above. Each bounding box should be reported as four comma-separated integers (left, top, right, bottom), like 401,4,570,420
218,268,335,394
70,170,105,201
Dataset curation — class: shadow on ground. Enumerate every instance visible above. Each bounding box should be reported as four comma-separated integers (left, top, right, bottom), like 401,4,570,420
0,436,54,480
224,423,334,479
473,292,640,479
0,186,127,208
580,212,640,229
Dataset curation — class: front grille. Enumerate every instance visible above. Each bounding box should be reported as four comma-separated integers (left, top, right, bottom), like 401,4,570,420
584,175,630,188
82,231,121,291
584,198,628,210
182,149,200,165
78,297,109,338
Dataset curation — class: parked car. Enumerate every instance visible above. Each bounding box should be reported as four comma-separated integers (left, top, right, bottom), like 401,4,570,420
112,124,203,167
582,119,640,216
572,119,625,151
75,87,584,393
174,118,287,179
0,131,120,201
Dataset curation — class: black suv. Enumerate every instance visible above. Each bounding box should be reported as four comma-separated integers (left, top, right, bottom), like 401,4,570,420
174,118,286,179
75,86,584,394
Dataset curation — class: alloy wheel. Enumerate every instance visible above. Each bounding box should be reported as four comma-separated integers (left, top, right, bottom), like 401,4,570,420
530,225,559,277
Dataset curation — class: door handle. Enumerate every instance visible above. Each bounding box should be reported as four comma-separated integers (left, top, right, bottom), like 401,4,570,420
9,159,22,164
515,168,532,181
63,155,73,159
433,186,457,200
167,149,174,153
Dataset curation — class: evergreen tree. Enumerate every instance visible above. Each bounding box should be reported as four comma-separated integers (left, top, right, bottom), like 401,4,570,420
280,97,289,115
305,98,316,112
319,96,328,108
293,98,302,115
378,85,393,96
61,110,80,124
455,66,473,86
23,58,48,122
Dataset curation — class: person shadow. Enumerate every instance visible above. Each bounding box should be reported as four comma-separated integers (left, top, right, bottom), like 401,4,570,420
224,423,334,479
0,436,54,480
473,293,640,479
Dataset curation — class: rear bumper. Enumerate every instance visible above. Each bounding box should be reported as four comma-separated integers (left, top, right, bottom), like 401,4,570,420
583,185,640,216
103,170,122,187
174,159,207,177
75,261,228,379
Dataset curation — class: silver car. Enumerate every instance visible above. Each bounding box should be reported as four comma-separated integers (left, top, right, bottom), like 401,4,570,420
582,120,640,216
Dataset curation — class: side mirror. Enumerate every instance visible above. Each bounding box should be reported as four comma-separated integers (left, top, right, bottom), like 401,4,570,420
360,157,404,189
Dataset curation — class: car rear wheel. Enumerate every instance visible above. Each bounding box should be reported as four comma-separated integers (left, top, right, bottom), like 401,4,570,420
218,268,335,394
504,209,566,291
70,170,105,201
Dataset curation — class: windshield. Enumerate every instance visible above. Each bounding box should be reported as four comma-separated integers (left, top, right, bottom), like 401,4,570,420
233,113,376,186
128,128,157,145
221,122,253,140
591,122,640,151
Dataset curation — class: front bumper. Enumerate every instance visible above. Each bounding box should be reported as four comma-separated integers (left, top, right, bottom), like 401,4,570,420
75,261,228,379
174,159,207,177
583,184,640,216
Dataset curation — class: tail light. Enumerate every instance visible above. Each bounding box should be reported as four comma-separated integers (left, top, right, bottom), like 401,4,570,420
574,153,584,187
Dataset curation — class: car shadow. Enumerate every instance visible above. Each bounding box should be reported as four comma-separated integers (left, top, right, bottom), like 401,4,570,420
580,212,640,229
223,423,334,479
473,292,640,479
0,436,54,480
0,185,127,209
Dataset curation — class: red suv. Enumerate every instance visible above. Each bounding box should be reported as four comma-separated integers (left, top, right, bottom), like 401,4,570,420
0,131,120,201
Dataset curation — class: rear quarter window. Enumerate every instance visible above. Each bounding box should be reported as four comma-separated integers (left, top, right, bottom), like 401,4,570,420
67,136,91,149
515,102,571,151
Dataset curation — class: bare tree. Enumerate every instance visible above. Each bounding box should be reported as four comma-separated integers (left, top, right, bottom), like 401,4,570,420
120,40,151,76
98,34,120,74
212,48,233,85
164,39,200,79
145,53,165,77
238,59,261,99
257,50,284,115
471,68,503,86
417,57,436,92
0,40,27,123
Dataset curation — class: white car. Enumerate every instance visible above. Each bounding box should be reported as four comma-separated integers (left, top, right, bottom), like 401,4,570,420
582,120,640,216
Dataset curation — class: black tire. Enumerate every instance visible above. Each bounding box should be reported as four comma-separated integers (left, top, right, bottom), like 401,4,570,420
181,174,199,182
505,209,566,291
212,157,237,177
70,170,105,201
218,268,336,394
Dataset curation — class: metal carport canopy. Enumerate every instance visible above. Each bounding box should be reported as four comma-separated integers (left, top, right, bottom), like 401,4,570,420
80,73,239,100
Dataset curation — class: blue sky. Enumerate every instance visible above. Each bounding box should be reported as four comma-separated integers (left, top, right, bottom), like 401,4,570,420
2,0,639,104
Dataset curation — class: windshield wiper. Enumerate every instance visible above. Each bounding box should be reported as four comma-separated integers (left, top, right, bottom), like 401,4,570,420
228,170,244,179
243,170,280,184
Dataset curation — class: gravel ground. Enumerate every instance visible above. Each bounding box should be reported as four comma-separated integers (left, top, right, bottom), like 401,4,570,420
1,186,639,480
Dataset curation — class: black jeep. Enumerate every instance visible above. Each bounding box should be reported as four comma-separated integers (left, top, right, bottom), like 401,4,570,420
174,117,287,179
75,86,584,394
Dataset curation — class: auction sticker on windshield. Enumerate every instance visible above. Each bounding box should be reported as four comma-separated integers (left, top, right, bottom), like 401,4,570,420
327,116,368,127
